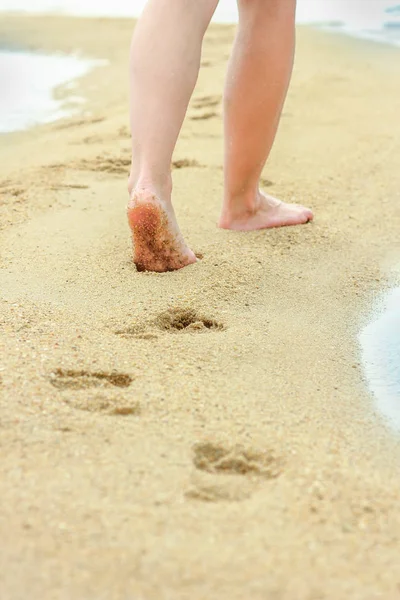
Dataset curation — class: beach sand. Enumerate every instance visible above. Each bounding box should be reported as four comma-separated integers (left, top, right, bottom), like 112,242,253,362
1,14,400,600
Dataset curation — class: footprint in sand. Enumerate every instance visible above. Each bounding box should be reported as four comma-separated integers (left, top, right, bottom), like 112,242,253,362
71,155,131,175
0,180,26,198
186,442,282,503
155,308,224,333
48,184,89,191
80,135,104,145
53,155,205,177
118,126,130,138
172,159,203,169
49,369,138,416
55,116,105,130
190,111,218,121
192,95,221,110
260,178,274,188
63,390,140,416
115,308,224,340
49,368,133,390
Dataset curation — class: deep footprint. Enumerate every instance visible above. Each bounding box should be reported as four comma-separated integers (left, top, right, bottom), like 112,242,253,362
155,308,224,333
49,369,133,390
114,308,224,339
193,442,282,479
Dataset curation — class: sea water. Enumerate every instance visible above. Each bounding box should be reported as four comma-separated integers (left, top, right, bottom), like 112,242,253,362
360,287,400,432
0,50,101,132
0,0,399,133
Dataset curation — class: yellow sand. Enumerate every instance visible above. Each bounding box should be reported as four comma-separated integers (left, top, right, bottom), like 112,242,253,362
1,14,400,599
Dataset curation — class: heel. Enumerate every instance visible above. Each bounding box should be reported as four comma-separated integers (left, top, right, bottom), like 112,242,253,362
127,202,160,234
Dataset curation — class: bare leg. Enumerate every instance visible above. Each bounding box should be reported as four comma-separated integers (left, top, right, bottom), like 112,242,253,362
128,0,219,272
219,0,313,231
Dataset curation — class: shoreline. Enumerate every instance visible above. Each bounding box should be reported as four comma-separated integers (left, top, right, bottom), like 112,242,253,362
1,13,400,599
320,23,400,48
0,10,399,136
1,6,400,51
1,22,399,136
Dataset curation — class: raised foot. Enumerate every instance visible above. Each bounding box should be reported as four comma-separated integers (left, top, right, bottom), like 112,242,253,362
127,190,197,273
218,192,314,232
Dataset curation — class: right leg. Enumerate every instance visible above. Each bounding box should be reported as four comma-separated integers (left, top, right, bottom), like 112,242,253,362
128,0,219,272
219,0,313,231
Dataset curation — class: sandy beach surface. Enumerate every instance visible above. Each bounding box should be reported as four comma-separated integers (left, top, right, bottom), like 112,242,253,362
1,14,400,600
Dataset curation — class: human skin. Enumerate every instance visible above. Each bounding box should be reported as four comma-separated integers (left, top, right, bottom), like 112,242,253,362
128,0,313,273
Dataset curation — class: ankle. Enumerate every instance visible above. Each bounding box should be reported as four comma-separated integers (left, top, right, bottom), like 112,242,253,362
128,171,172,201
222,187,260,219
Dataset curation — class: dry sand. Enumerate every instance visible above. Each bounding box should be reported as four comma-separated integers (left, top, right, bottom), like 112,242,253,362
1,14,400,600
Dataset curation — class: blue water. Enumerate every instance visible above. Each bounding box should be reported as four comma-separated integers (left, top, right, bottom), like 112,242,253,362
360,287,400,432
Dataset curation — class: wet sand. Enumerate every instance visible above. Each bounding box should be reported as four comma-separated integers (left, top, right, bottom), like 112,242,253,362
1,14,400,600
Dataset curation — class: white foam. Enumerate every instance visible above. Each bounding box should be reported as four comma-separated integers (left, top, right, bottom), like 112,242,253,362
0,51,103,132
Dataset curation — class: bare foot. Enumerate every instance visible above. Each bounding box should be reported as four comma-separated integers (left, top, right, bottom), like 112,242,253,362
218,191,313,231
127,190,197,272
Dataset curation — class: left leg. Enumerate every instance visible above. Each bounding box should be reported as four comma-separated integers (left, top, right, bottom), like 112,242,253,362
128,0,219,272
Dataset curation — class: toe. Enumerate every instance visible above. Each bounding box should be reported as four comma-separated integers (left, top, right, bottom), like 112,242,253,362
302,207,314,222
